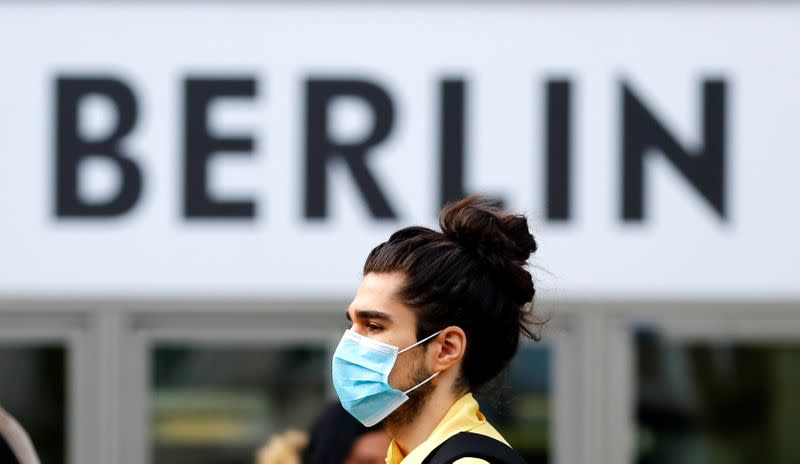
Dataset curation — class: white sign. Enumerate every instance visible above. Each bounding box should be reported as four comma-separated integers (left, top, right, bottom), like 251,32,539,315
0,4,798,298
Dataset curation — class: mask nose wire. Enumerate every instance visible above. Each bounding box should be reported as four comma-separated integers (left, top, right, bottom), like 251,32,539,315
397,330,442,354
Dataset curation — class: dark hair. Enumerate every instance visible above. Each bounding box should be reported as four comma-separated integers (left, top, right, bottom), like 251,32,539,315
302,401,383,464
363,195,543,392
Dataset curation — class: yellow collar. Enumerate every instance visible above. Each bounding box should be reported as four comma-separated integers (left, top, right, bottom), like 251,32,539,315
385,393,506,464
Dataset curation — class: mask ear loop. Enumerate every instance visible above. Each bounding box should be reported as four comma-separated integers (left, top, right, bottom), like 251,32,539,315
403,371,439,394
397,330,442,354
398,330,444,394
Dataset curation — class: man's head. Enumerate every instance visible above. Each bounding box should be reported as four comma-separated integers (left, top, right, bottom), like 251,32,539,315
345,271,466,427
345,196,542,423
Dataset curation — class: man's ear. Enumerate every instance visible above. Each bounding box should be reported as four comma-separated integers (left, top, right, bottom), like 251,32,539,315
430,326,466,371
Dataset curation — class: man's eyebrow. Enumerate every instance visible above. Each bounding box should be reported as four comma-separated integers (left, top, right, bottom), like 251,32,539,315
354,309,393,322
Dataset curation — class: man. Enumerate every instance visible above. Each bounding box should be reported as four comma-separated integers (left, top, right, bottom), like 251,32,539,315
332,196,542,463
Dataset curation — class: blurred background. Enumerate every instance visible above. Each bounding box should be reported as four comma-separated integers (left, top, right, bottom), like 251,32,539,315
1,2,799,464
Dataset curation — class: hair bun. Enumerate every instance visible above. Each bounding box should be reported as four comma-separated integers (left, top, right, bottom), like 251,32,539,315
439,195,537,304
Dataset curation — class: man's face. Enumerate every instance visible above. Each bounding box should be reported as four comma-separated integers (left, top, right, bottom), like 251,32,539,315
345,272,428,390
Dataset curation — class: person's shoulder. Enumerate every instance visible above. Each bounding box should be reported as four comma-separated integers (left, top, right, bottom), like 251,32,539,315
441,424,513,464
470,421,510,446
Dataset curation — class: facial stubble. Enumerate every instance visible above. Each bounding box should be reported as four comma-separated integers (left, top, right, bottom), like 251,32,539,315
383,352,435,430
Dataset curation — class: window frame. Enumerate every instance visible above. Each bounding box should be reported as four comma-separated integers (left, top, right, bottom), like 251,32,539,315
605,302,800,464
0,308,91,464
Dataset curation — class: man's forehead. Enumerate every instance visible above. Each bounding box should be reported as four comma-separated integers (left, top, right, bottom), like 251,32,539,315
347,272,410,318
353,272,404,303
360,271,405,292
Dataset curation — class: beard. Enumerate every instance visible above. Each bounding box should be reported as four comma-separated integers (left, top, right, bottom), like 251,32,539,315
383,358,435,430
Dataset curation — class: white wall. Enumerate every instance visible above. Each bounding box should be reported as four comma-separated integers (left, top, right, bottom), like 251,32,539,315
0,4,798,298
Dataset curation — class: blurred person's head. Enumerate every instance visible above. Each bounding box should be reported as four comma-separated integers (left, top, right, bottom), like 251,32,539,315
334,195,542,432
343,429,390,464
256,429,307,464
257,402,389,464
303,402,389,464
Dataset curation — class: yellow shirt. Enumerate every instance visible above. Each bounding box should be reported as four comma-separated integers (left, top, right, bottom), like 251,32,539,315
385,393,509,464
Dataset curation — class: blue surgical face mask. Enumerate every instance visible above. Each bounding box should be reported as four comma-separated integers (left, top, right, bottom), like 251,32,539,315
332,329,442,427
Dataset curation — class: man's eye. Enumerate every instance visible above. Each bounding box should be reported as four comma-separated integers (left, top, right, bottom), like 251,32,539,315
367,323,383,332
